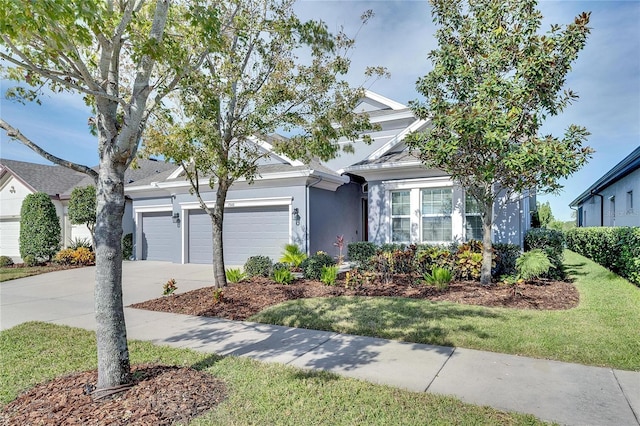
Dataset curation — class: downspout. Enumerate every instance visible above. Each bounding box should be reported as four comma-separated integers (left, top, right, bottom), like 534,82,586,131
305,175,323,255
591,190,604,227
569,205,578,226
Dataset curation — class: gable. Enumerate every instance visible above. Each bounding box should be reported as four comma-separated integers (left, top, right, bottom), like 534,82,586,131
0,174,35,217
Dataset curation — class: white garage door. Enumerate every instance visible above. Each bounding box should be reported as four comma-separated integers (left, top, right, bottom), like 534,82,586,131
141,211,174,261
188,206,289,265
0,218,21,258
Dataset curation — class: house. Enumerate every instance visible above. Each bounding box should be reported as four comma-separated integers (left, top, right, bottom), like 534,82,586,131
0,158,176,261
125,92,533,266
569,146,640,227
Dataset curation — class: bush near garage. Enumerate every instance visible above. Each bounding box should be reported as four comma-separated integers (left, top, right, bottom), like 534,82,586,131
566,227,640,286
19,192,61,261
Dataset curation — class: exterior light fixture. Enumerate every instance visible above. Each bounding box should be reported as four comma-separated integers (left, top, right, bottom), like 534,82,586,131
172,212,180,223
292,208,301,226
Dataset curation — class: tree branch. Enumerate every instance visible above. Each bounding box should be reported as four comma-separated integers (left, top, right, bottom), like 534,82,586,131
0,118,98,180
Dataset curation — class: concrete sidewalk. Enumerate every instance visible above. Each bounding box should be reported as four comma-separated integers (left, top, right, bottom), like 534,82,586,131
1,262,639,426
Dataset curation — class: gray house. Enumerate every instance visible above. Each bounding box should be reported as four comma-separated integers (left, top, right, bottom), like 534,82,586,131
570,146,640,227
126,92,533,266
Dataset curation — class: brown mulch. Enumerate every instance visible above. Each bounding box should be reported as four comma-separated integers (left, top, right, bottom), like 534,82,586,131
2,275,578,425
1,365,226,426
131,275,580,321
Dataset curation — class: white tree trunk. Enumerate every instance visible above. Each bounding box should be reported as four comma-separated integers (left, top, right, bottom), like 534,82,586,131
480,199,494,285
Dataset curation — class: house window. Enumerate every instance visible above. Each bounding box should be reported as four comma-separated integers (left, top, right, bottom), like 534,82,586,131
465,194,483,241
627,191,633,214
391,190,411,242
421,188,452,242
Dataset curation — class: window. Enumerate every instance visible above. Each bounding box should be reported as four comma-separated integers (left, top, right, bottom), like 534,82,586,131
627,191,634,214
465,194,483,241
421,188,452,242
391,190,411,242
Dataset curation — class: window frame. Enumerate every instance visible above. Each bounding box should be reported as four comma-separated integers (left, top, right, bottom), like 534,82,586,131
420,187,453,243
464,194,483,242
390,190,411,243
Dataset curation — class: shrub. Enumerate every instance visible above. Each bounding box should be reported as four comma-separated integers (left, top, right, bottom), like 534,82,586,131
122,233,133,260
54,247,95,265
23,254,38,267
225,268,246,283
320,265,339,286
272,268,295,284
454,241,484,281
68,185,96,233
347,242,377,268
566,227,640,286
423,267,453,290
301,252,336,280
524,228,565,279
20,192,61,261
279,244,307,268
68,237,92,251
415,246,454,276
492,243,521,278
516,249,552,281
379,243,406,253
244,255,273,277
370,251,394,283
0,255,14,267
54,248,76,265
163,278,177,296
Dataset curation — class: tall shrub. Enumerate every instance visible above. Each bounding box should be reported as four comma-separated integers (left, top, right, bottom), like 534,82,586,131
524,228,565,279
20,192,61,261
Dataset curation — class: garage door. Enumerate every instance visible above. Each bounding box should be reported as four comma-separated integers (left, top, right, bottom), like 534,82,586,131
141,211,174,261
0,218,21,258
188,206,289,265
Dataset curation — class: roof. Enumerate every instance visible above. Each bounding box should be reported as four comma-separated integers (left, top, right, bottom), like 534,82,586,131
569,145,640,207
0,157,178,197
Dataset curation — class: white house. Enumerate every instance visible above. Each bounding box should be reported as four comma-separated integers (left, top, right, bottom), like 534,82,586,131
569,146,640,227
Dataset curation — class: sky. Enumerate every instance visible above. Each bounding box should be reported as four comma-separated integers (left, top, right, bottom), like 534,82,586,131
1,0,639,221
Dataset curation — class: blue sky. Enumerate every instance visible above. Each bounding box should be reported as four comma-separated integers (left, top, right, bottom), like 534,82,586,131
1,0,639,221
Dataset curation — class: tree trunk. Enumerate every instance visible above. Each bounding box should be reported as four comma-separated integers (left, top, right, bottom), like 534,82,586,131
210,179,230,289
480,199,494,285
94,156,130,392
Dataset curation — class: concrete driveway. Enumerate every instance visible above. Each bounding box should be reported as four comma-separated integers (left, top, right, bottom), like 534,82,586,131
0,261,214,331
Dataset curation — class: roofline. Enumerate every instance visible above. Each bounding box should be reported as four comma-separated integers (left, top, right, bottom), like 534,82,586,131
363,90,407,110
569,146,640,207
0,163,38,193
365,118,430,162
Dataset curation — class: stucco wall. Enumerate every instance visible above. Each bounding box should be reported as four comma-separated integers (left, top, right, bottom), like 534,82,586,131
577,168,640,227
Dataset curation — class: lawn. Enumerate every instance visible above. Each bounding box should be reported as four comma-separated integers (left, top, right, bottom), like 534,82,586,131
251,251,640,371
0,322,546,425
0,264,84,282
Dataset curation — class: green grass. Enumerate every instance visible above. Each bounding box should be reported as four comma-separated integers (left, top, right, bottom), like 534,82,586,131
251,251,640,370
0,322,545,425
0,265,57,282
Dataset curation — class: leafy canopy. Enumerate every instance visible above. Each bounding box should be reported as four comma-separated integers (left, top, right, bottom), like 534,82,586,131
68,186,97,232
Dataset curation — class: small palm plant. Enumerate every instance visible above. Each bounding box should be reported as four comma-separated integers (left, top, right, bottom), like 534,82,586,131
320,265,339,286
225,268,246,283
280,244,307,269
516,249,552,281
423,267,453,290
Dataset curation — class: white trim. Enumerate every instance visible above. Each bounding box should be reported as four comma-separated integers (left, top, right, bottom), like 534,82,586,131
364,90,407,110
249,136,305,167
133,205,173,261
383,176,453,191
180,196,293,210
167,164,185,180
367,119,429,161
367,110,415,124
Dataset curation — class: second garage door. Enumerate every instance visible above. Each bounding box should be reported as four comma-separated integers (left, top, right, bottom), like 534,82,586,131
141,211,174,261
188,206,289,265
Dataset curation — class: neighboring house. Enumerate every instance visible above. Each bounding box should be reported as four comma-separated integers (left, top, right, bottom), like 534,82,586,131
0,158,175,261
569,146,640,227
126,91,534,266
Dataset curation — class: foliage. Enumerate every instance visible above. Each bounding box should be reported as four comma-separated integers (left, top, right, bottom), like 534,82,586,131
536,201,554,228
22,255,38,267
415,246,455,276
406,0,592,284
212,288,224,303
454,241,485,281
0,256,14,267
334,235,345,264
379,243,407,253
68,238,92,251
279,244,307,268
19,192,61,261
122,234,133,260
301,252,336,280
54,247,95,266
320,265,339,286
516,250,552,281
163,279,178,296
244,256,273,278
370,252,394,284
492,243,521,278
344,268,375,289
272,268,295,285
524,228,566,279
225,268,247,283
423,267,453,290
566,227,640,286
346,242,377,268
68,186,96,236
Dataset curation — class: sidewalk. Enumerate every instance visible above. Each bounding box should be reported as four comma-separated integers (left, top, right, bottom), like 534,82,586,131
1,262,639,426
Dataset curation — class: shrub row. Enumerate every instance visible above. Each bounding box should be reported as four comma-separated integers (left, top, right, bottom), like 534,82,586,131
566,227,640,286
243,251,337,281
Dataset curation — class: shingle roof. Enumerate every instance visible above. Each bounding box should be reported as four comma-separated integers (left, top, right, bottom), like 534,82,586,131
0,158,87,195
348,149,421,168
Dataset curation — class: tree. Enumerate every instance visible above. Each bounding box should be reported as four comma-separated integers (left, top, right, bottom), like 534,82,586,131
406,0,593,284
68,185,97,242
536,201,554,228
0,0,214,395
145,1,386,289
19,192,61,261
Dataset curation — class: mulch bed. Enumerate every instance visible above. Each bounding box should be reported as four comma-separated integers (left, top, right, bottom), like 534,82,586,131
2,275,578,425
1,365,226,426
131,275,580,320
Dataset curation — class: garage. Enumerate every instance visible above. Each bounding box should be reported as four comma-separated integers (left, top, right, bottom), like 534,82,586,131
0,218,21,258
188,205,290,265
140,211,174,261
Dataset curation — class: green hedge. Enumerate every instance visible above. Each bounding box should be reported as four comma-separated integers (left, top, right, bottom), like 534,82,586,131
524,228,565,280
566,227,640,286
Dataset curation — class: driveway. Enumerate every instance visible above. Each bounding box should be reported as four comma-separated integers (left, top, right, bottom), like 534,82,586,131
0,261,214,331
